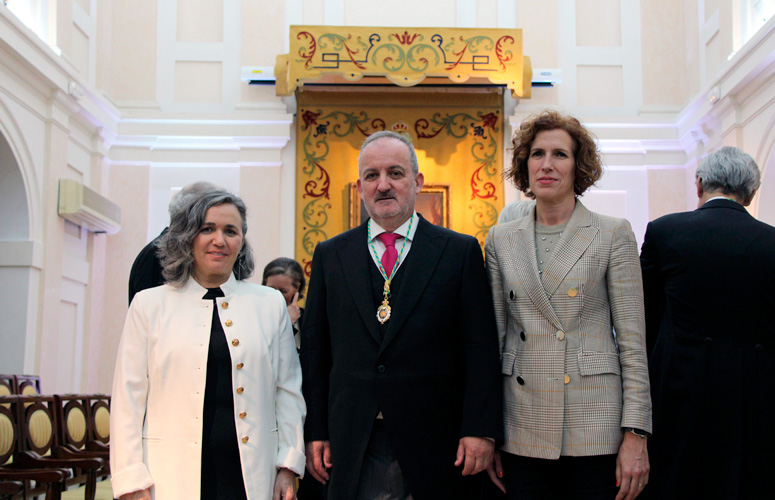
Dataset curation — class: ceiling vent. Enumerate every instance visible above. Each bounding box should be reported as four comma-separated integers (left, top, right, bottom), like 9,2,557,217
58,179,121,234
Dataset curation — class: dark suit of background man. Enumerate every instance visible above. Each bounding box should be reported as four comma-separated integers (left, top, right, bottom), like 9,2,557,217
301,131,503,500
128,181,217,305
640,146,775,500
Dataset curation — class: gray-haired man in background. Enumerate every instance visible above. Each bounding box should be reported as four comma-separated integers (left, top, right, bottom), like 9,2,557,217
640,146,775,500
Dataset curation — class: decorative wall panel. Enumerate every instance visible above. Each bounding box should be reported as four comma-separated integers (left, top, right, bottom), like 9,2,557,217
295,90,504,277
277,26,531,98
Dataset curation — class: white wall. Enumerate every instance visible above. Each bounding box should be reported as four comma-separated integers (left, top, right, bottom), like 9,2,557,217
0,5,117,393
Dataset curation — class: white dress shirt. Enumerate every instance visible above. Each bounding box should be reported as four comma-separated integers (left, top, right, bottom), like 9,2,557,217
367,212,419,275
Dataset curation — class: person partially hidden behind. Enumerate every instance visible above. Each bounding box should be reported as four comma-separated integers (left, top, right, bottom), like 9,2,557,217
127,181,216,305
640,146,775,500
497,199,535,225
263,256,327,500
262,257,306,348
301,130,503,500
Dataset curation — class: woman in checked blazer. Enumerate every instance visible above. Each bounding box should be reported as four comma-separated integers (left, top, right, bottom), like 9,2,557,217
485,110,651,500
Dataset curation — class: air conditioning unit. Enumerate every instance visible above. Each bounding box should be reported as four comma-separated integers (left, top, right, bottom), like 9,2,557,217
58,179,121,234
531,68,563,86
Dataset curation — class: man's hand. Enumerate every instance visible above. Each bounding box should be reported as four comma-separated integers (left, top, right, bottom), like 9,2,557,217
305,440,332,484
454,436,494,476
119,489,151,500
615,432,649,500
273,468,297,500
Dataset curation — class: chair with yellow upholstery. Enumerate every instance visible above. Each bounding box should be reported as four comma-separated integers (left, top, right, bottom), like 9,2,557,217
0,377,13,398
84,396,109,451
13,377,40,398
0,395,70,500
11,395,104,500
53,395,109,477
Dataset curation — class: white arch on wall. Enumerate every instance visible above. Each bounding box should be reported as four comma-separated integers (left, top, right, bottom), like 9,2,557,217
751,110,775,225
0,97,40,241
0,95,42,374
754,146,775,226
0,132,29,239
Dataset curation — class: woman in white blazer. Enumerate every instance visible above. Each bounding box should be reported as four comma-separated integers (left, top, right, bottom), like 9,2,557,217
485,111,651,500
111,189,306,500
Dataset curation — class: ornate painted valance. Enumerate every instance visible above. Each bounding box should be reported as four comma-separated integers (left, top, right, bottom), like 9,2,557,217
275,26,532,98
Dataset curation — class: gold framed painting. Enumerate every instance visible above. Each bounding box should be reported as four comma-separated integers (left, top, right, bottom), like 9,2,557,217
349,183,450,229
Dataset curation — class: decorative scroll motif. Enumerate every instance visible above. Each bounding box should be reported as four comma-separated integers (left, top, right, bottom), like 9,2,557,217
278,26,531,98
297,108,386,274
414,111,500,247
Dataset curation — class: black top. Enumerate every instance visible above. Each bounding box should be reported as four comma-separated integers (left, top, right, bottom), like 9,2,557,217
200,288,247,500
128,228,167,305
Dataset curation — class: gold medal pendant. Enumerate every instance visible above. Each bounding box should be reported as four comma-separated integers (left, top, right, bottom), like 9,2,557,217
376,280,392,324
367,219,412,326
376,300,391,324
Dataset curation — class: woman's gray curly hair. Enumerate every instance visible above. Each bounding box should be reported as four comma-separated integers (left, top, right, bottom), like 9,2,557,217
157,189,254,287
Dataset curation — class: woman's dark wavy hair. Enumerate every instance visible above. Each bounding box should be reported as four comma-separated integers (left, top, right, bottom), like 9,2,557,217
262,257,306,300
505,110,603,198
157,189,254,287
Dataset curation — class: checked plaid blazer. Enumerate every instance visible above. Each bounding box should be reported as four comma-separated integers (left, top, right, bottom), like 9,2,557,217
485,200,651,460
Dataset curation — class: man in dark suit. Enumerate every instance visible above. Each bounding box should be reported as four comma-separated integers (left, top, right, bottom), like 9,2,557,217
127,228,167,305
301,131,503,500
640,146,775,500
128,181,216,304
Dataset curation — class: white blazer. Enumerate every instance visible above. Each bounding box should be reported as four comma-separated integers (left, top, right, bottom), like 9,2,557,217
110,274,306,500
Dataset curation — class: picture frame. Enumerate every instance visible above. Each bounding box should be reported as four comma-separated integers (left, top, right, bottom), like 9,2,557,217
349,183,450,229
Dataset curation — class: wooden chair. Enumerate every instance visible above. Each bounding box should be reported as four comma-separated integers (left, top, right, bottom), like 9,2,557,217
11,396,104,500
0,479,23,499
53,396,109,477
0,396,70,500
13,377,40,398
0,377,13,398
84,396,109,450
0,470,69,500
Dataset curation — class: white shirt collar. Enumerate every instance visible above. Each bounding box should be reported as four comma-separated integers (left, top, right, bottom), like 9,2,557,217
705,196,735,204
368,212,419,242
183,272,239,296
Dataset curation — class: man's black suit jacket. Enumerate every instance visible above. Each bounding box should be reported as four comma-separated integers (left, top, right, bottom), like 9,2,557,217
301,216,502,500
128,228,167,305
640,199,775,500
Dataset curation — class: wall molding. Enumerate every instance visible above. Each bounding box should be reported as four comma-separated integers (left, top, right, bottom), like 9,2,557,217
0,240,44,269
